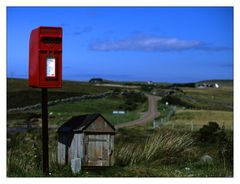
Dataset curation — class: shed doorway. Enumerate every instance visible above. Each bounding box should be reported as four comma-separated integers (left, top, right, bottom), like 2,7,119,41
85,134,113,166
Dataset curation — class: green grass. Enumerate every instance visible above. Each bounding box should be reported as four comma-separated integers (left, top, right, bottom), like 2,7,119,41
7,78,147,127
181,86,233,111
7,126,233,177
7,95,146,127
46,96,145,125
157,83,233,112
7,78,116,109
162,109,233,130
7,78,233,177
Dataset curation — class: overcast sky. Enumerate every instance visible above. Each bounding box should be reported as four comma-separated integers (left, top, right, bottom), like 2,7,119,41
7,7,233,82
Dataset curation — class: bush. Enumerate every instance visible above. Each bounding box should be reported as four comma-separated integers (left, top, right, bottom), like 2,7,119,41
119,92,147,111
196,122,233,167
160,93,194,108
196,122,222,144
141,85,154,92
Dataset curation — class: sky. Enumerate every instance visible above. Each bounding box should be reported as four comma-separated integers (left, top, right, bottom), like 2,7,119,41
7,7,233,83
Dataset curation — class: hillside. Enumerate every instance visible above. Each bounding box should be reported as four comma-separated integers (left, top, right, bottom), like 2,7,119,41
7,78,114,109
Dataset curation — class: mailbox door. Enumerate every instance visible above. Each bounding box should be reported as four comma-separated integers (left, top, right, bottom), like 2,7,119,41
39,51,62,88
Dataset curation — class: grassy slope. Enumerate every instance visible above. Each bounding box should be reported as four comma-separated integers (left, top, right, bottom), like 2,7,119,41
156,81,233,130
7,78,113,109
7,126,233,177
182,86,233,111
7,79,233,177
7,78,147,126
46,96,146,126
165,109,233,130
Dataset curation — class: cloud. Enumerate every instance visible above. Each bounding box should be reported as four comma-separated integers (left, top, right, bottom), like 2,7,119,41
89,35,232,52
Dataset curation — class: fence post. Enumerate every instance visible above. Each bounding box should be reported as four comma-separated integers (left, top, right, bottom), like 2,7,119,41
191,122,194,131
153,120,156,129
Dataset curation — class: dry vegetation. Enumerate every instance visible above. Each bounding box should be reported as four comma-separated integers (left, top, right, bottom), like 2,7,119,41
165,109,233,130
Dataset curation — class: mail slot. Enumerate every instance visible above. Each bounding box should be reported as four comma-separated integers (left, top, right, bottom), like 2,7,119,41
29,26,62,88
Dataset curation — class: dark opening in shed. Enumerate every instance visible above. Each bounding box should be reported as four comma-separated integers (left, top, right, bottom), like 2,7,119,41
57,113,115,167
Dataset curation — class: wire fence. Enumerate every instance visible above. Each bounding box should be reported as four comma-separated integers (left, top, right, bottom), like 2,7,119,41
153,105,176,129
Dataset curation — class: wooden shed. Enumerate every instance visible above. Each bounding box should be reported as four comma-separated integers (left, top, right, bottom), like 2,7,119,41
57,113,115,167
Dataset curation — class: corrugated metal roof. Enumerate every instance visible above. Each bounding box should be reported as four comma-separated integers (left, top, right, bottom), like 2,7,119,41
57,113,115,133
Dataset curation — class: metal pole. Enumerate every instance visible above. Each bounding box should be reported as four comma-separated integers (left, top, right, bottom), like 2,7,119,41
42,88,49,174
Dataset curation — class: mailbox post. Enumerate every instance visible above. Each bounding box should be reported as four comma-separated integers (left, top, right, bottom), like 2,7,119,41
28,26,62,174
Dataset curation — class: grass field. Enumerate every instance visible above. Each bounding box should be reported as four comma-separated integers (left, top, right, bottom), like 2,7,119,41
7,78,115,109
7,95,147,127
7,78,233,177
46,95,146,126
157,82,233,112
7,125,233,177
182,86,233,111
162,109,233,130
7,78,147,127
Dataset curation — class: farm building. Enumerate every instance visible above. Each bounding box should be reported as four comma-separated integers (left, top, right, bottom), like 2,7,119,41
57,113,115,167
89,78,103,84
197,83,220,88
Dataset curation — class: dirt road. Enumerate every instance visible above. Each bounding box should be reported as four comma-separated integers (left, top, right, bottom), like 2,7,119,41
115,94,161,129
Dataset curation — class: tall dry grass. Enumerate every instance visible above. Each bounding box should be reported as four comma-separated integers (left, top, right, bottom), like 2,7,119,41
115,130,194,166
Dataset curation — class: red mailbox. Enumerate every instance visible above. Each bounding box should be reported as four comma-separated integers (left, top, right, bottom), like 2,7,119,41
29,26,62,88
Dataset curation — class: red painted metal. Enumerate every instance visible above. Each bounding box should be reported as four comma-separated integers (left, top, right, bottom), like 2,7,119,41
29,26,62,88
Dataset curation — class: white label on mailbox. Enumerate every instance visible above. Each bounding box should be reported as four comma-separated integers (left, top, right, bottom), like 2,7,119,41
46,58,56,77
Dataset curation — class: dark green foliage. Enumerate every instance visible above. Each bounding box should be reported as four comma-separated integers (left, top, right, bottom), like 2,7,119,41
161,93,194,108
7,78,114,109
7,131,42,175
140,84,154,92
7,90,86,109
218,129,233,167
196,122,233,167
119,92,147,111
196,122,221,143
7,127,233,177
156,103,176,122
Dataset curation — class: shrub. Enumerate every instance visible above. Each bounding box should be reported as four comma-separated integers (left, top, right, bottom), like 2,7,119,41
160,93,194,108
196,122,222,144
141,85,154,92
196,122,233,167
119,92,147,111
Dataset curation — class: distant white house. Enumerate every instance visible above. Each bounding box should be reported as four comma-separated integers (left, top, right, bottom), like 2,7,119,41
215,83,220,88
197,83,220,89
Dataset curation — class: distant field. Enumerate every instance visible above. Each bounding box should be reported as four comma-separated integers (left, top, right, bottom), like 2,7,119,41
46,96,146,126
160,109,233,130
7,95,147,127
196,79,233,87
7,78,116,109
156,81,233,130
182,86,233,111
158,83,233,111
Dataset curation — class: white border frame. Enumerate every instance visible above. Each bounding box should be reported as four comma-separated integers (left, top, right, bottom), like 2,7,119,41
1,1,239,184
